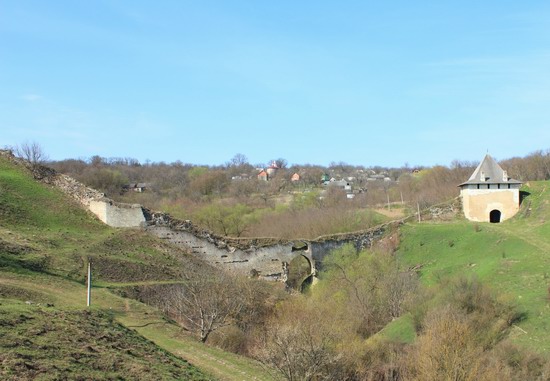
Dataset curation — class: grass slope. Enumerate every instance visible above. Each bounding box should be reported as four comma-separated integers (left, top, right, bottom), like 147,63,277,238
0,156,273,380
396,181,550,354
0,304,209,381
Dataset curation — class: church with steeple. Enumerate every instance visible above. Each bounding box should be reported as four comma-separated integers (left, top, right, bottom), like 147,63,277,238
459,154,522,223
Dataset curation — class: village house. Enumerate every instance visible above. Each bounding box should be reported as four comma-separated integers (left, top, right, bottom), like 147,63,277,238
231,173,250,181
124,183,150,192
459,154,522,223
322,178,355,199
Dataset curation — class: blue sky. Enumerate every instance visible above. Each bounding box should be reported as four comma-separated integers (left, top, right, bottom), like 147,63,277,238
1,1,550,167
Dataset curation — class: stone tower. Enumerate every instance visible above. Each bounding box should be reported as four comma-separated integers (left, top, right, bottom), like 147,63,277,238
459,154,522,223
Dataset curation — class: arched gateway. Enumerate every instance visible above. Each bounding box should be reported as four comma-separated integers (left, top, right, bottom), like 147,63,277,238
489,209,502,223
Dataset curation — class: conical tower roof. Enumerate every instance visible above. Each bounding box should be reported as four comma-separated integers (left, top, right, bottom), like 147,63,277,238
459,154,522,186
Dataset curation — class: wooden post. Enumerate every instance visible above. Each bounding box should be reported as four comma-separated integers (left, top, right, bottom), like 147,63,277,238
86,262,91,307
417,202,421,222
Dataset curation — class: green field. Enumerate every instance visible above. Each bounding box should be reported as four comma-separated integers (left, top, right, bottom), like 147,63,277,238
396,181,550,353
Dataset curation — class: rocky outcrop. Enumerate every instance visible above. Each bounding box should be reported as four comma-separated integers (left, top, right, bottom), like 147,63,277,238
48,173,105,207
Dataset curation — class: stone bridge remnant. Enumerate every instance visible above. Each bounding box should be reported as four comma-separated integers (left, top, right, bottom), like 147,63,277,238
144,210,395,283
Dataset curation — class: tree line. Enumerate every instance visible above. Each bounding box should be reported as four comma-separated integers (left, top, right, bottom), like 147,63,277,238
9,142,550,240
33,147,546,239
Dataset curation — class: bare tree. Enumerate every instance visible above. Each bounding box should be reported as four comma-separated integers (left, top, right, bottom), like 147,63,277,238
272,158,288,169
403,305,485,380
15,141,48,165
227,153,249,168
254,298,344,381
166,272,247,343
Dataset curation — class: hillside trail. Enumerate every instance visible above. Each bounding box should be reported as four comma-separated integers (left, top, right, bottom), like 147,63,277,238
0,272,274,381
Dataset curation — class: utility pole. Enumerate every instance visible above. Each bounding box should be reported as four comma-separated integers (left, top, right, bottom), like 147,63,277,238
417,202,421,222
86,261,92,307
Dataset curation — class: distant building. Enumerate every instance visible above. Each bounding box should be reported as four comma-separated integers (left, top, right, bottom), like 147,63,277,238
330,180,352,192
291,173,300,182
459,154,522,223
257,170,268,181
125,183,150,192
323,179,355,200
231,174,250,180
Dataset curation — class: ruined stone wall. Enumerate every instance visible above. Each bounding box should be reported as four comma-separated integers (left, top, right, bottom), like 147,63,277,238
145,210,395,281
48,171,146,227
89,199,146,228
0,149,145,227
144,212,297,281
0,149,408,281
147,226,295,281
423,197,462,221
309,226,389,270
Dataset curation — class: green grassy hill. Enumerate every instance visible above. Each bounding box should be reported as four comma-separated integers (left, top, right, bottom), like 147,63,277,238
0,154,272,380
396,180,550,354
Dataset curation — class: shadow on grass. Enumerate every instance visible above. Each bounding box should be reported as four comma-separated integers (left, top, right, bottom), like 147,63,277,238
520,190,531,204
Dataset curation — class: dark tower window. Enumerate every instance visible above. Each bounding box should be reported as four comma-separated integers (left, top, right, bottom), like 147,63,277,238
490,210,501,223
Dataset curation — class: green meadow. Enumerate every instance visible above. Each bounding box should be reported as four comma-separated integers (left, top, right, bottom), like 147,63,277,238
396,181,550,353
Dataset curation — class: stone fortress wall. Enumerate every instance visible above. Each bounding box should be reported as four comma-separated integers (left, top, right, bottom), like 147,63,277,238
49,172,146,228
144,210,397,281
0,149,461,282
89,199,146,228
0,149,146,228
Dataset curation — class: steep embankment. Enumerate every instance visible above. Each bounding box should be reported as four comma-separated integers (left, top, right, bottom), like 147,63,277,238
396,181,550,354
0,154,272,380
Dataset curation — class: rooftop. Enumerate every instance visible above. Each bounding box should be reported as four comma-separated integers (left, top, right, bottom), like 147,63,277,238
459,154,522,186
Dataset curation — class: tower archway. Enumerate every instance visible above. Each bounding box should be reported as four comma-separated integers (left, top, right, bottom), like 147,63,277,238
490,209,501,223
